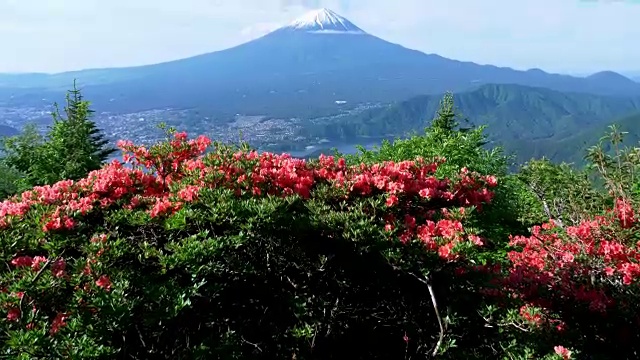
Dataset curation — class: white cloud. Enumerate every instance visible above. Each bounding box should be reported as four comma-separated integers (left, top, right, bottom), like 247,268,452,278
0,0,639,73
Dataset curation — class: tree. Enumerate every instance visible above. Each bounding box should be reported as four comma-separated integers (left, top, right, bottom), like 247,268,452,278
0,124,46,189
1,82,115,186
43,81,115,181
430,91,458,133
0,163,24,199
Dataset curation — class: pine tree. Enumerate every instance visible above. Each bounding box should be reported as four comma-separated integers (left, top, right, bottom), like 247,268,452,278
431,92,458,132
43,81,116,181
429,92,487,147
1,81,115,186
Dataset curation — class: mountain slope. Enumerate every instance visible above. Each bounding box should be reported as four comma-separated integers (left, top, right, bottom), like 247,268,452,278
296,84,640,161
585,71,640,95
520,112,640,165
312,84,640,138
1,9,640,117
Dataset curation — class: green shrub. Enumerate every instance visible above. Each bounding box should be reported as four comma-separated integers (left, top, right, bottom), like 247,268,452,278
0,129,505,358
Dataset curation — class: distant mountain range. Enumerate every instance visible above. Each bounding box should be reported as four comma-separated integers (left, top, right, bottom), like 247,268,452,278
297,83,640,163
1,8,640,119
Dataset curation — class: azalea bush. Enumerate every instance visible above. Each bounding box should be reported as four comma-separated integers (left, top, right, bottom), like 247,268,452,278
476,125,640,360
0,129,505,359
475,201,640,359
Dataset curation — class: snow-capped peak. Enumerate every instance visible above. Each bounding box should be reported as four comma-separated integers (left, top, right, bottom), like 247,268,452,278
283,8,366,34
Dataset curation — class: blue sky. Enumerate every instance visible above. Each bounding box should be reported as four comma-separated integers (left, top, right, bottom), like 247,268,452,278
1,0,639,75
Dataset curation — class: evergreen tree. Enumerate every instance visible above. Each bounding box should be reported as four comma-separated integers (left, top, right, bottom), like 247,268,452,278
1,82,115,186
430,91,458,132
430,92,487,148
44,81,116,181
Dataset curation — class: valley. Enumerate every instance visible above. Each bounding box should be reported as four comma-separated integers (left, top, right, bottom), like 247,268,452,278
2,83,640,165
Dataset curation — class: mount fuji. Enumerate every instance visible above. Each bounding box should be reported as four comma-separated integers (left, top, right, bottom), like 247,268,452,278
280,8,366,34
1,8,640,117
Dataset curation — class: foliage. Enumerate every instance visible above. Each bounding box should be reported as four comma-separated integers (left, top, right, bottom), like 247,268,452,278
497,124,640,359
586,124,640,201
343,97,534,251
0,83,115,195
0,125,44,189
0,163,24,200
517,159,606,226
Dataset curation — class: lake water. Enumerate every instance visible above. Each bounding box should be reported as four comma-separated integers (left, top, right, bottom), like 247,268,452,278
107,139,389,164
288,141,383,158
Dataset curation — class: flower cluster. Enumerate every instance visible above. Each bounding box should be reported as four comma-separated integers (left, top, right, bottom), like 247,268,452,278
497,198,639,315
1,250,111,336
1,135,497,254
554,345,572,360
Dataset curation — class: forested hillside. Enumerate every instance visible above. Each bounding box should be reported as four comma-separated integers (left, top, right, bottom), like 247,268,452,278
516,112,640,165
298,84,640,163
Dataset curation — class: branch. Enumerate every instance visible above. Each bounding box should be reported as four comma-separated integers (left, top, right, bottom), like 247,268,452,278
427,277,445,357
481,314,530,333
402,269,446,357
240,336,263,353
524,183,564,229
136,324,147,349
19,257,52,318
551,199,566,228
503,321,530,332
17,250,67,321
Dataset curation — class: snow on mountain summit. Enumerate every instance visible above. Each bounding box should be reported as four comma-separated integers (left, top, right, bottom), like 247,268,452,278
283,8,366,34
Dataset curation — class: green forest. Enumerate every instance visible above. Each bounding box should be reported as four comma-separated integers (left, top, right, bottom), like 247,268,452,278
298,84,640,165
